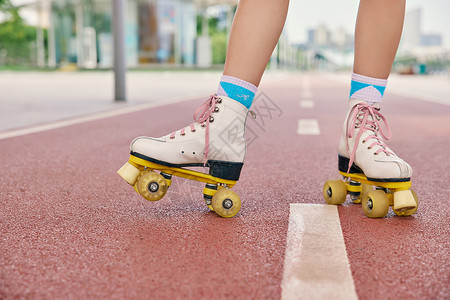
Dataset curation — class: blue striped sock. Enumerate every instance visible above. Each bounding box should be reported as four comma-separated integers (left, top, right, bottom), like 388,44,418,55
349,73,388,105
217,75,257,109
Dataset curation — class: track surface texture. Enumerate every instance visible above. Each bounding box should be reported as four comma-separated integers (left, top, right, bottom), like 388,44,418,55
1,72,449,299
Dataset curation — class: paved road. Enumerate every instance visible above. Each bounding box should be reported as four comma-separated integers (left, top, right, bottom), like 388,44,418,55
1,73,449,299
0,71,220,132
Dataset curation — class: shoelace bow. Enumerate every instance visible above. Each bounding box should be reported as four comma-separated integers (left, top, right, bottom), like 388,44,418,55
169,94,220,166
346,103,394,173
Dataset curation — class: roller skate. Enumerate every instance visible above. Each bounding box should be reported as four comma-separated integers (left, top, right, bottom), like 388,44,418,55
117,95,250,218
323,100,418,218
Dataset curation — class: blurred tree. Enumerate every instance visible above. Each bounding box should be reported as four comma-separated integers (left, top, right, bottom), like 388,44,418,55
211,32,227,64
0,0,14,15
0,0,37,65
196,12,229,65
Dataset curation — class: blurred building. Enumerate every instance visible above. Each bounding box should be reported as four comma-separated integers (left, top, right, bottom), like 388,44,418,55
306,24,353,50
402,7,421,49
31,0,236,69
395,6,448,75
420,34,442,47
302,24,354,70
333,27,353,49
307,24,331,47
401,7,442,49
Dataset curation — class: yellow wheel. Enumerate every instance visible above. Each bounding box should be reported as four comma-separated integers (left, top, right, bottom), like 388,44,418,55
394,190,418,216
136,171,168,201
362,190,389,218
133,170,146,195
133,182,140,195
352,183,372,204
323,180,347,205
211,188,241,218
205,202,214,211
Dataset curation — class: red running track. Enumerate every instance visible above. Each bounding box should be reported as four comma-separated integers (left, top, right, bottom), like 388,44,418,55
0,73,449,299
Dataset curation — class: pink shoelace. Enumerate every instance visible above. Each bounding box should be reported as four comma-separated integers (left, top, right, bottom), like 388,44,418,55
169,94,220,165
345,103,394,173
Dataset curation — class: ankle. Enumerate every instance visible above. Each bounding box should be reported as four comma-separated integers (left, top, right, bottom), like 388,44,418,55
349,73,387,106
217,75,257,109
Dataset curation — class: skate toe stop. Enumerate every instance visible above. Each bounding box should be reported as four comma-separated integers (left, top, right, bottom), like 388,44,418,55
117,162,141,185
393,190,417,212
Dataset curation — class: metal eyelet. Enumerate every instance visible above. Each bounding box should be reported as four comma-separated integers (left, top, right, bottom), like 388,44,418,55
180,132,185,136
216,98,222,103
214,107,219,112
209,116,214,122
170,136,175,139
191,129,196,132
201,123,206,127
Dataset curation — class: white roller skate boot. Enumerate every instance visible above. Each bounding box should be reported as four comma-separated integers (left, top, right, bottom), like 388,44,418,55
117,94,251,217
130,94,250,181
338,99,412,180
337,99,417,213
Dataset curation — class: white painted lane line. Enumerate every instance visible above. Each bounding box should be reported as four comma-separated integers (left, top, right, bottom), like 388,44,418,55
0,92,206,140
301,76,311,90
301,90,313,99
299,100,315,108
301,76,312,99
297,119,320,135
281,204,358,300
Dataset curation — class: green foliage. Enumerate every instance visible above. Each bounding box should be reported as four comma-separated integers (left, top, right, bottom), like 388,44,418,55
211,32,227,64
0,1,37,64
196,13,229,64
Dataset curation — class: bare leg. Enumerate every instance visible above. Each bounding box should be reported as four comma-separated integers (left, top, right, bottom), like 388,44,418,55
353,0,406,79
337,0,414,200
223,0,290,86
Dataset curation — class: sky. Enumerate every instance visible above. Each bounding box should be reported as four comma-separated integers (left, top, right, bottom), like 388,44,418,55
285,0,450,46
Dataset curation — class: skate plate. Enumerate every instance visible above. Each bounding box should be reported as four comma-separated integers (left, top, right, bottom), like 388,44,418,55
323,171,418,218
118,155,241,218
